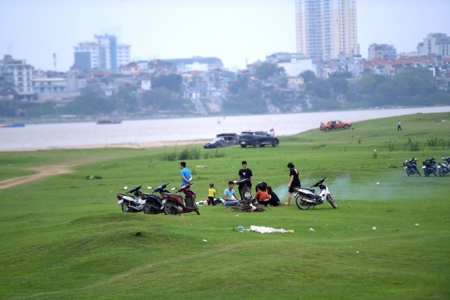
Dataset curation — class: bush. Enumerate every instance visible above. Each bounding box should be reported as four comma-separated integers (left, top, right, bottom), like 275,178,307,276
162,147,201,161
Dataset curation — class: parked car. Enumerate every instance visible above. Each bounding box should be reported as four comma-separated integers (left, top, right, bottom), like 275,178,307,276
238,131,279,148
320,120,352,132
203,133,238,149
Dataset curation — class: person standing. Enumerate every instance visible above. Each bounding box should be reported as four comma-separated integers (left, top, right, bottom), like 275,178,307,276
223,181,241,206
397,120,402,131
238,160,253,199
179,161,192,186
287,162,301,206
208,183,216,206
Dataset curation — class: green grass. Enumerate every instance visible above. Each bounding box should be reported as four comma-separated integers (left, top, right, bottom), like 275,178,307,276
0,113,449,299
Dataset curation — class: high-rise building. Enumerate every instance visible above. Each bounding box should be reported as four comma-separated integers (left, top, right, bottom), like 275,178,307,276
74,34,130,72
295,0,358,61
417,33,450,56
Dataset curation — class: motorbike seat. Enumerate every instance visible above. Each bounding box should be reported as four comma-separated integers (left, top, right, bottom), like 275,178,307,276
303,188,315,193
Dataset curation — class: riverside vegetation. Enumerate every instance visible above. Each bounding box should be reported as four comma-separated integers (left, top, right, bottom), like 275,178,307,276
0,113,449,299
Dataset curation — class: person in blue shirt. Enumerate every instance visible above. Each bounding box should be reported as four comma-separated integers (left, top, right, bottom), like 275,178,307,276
223,181,241,206
179,161,192,186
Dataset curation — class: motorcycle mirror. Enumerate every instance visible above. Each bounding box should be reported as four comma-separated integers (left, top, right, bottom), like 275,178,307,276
171,187,176,191
147,186,152,190
233,180,237,184
443,157,445,160
124,186,128,189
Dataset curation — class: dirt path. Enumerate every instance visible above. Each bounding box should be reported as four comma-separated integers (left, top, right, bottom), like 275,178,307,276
0,166,73,189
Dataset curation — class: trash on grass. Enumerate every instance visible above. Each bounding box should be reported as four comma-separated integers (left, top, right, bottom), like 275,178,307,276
248,225,294,234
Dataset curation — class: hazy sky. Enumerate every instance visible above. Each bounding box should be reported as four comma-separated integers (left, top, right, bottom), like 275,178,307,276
1,0,449,72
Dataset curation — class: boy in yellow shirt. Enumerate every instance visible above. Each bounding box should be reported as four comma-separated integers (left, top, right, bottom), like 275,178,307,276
208,183,216,206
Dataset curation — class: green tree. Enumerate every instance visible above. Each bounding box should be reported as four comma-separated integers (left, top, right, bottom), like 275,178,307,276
254,62,284,80
141,87,184,111
114,87,139,113
228,75,249,95
61,88,115,115
300,70,316,83
222,90,267,114
151,74,183,92
360,73,386,94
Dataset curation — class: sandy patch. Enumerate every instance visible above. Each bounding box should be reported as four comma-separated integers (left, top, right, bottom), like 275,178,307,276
0,166,73,189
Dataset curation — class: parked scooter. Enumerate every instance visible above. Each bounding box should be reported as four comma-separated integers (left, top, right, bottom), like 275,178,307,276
139,185,166,214
235,178,253,204
294,177,337,210
116,185,145,213
438,156,450,177
422,157,437,177
403,157,421,177
154,183,200,215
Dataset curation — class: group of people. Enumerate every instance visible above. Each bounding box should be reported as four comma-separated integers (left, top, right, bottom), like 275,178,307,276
180,160,302,207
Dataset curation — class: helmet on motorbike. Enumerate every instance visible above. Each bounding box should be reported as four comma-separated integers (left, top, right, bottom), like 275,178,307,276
414,157,418,162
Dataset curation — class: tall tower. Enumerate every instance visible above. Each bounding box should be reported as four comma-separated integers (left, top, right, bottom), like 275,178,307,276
295,0,358,61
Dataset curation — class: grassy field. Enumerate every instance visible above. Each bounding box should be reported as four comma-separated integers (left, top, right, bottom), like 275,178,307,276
0,112,449,299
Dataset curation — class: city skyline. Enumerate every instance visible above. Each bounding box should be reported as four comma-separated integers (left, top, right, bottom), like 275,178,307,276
1,0,449,72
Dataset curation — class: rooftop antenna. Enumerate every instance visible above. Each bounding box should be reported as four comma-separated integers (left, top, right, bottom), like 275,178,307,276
53,53,57,71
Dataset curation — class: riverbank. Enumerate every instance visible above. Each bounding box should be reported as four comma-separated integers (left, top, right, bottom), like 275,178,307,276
1,106,449,151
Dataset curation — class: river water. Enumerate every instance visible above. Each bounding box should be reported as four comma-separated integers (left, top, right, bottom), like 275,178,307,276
1,106,449,151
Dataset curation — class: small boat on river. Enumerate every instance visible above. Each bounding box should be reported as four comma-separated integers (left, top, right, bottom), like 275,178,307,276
0,123,25,128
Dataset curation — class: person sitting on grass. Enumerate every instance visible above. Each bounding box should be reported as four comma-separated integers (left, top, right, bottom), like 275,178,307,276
267,186,281,206
223,181,241,206
254,186,271,206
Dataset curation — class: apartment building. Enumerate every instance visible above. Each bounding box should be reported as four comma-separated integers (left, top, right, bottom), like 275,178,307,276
368,44,397,61
417,33,450,56
74,34,130,72
295,0,358,61
0,55,35,100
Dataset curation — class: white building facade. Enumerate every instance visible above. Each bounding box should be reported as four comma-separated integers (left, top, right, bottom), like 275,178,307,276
74,34,130,72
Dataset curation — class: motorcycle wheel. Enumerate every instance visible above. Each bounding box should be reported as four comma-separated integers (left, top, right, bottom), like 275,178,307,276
424,169,429,177
433,169,438,176
194,203,200,215
121,202,137,213
327,194,338,209
254,141,260,148
144,202,158,214
406,169,411,177
164,202,178,215
295,196,310,210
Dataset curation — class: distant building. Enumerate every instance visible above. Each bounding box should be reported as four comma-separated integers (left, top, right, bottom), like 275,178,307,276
0,54,34,100
266,52,316,76
74,34,130,72
160,56,223,70
417,33,450,56
295,0,358,60
368,44,397,61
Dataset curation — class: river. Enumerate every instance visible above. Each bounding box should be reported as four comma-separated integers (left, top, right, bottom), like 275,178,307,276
1,106,449,151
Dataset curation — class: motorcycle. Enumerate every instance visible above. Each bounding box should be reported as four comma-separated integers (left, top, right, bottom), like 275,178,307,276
154,183,200,215
139,185,166,214
294,177,337,210
403,157,421,177
116,185,146,213
235,178,253,204
422,157,437,177
438,156,450,177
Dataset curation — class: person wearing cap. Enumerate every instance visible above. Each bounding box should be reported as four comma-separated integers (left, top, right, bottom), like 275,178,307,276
223,181,241,206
